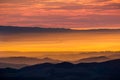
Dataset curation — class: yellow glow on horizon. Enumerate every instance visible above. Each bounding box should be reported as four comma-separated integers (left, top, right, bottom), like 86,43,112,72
0,32,120,52
71,27,120,30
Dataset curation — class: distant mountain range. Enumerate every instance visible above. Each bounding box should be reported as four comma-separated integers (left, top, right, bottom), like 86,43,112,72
0,26,120,33
0,54,119,69
73,56,110,64
0,62,27,69
0,26,71,33
109,53,120,59
0,59,120,80
0,57,62,65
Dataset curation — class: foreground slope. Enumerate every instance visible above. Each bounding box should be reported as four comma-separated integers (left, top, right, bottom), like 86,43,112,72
0,59,120,80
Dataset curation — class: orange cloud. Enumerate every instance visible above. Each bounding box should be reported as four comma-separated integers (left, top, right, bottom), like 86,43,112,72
0,0,120,28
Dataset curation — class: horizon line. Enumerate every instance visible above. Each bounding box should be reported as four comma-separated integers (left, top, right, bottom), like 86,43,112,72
0,25,120,30
0,50,120,53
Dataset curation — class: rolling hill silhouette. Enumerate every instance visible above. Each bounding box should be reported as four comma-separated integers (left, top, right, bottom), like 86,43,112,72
0,59,120,80
0,62,27,69
0,57,61,65
73,56,110,64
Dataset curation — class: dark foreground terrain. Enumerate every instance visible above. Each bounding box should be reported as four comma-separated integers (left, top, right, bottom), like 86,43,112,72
0,59,120,80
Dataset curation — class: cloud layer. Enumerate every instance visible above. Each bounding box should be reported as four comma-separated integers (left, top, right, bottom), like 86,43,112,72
0,0,120,28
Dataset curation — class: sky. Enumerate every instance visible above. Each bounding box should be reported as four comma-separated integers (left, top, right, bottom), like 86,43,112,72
0,28,120,59
0,0,120,60
1,31,120,52
0,0,120,28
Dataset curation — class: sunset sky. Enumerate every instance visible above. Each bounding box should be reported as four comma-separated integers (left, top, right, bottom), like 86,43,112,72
0,0,120,28
0,0,120,60
0,28,120,60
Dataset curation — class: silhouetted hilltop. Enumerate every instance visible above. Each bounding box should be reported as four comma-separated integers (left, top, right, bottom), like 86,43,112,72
0,59,120,80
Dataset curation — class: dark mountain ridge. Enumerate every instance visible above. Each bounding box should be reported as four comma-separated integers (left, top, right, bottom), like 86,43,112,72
0,26,71,33
0,59,120,80
0,26,120,34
